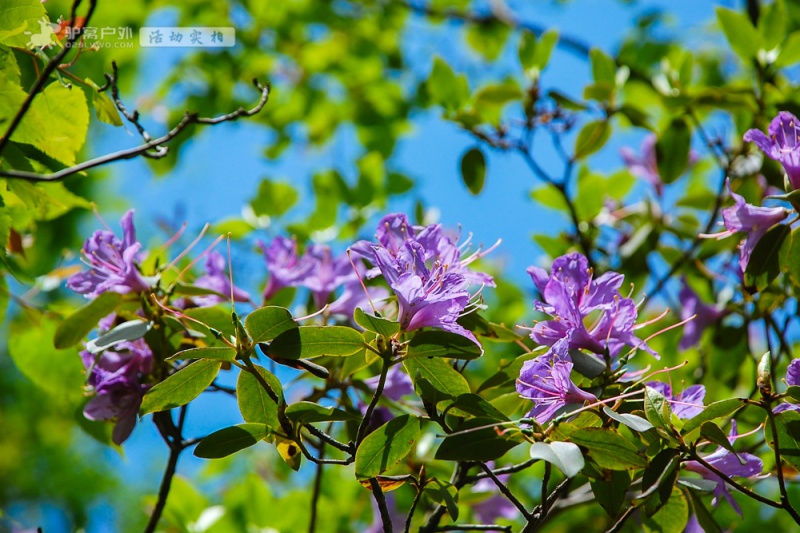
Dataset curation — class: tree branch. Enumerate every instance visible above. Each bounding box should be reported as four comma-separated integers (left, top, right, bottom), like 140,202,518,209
0,78,271,182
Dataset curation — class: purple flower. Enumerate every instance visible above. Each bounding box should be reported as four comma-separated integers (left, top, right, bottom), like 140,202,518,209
621,135,663,194
352,213,497,288
67,210,151,298
82,338,153,445
646,381,706,419
677,280,726,350
327,276,389,319
259,236,314,300
365,365,414,402
684,421,763,515
744,111,800,189
786,358,800,386
700,180,788,272
301,244,358,309
192,251,251,307
516,338,597,425
527,253,657,359
371,240,477,344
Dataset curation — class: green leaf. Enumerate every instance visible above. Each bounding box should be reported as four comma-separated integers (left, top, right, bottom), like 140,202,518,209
428,480,459,521
268,326,366,359
744,223,791,291
464,21,510,61
590,470,631,517
686,488,724,533
0,45,21,85
84,78,122,126
194,423,270,459
427,57,469,112
655,118,691,184
644,386,673,431
12,82,89,166
786,386,800,402
460,147,486,195
140,360,221,414
355,414,421,478
640,449,680,516
237,364,283,432
405,330,483,360
165,346,237,362
250,178,299,217
354,308,401,337
404,356,470,398
681,398,744,441
642,487,689,533
716,7,762,62
435,417,520,461
758,0,785,51
85,320,151,354
285,401,360,424
0,0,47,47
443,393,510,421
590,48,617,83
54,292,123,349
776,31,800,67
700,421,738,455
569,428,647,470
184,306,237,339
603,407,654,432
9,317,84,401
529,441,585,478
518,29,558,73
765,410,800,471
574,120,610,159
549,90,587,111
245,306,297,344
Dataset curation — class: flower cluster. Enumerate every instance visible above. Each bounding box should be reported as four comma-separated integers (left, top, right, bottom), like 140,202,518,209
351,213,496,343
527,252,656,359
67,210,152,298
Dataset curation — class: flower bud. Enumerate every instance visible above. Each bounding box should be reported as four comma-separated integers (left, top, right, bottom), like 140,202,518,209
758,351,773,398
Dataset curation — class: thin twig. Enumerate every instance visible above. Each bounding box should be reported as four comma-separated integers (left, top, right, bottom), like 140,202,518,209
0,80,271,181
355,350,392,447
369,477,393,533
765,405,800,524
477,462,532,520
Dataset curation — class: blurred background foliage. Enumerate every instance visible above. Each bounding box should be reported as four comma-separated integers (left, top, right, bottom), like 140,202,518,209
3,0,800,531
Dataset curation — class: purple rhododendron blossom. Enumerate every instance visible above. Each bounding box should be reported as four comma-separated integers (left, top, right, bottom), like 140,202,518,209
259,236,314,300
701,180,788,272
620,135,663,194
352,213,496,288
744,111,800,189
786,358,800,386
647,381,706,419
364,364,414,402
527,253,657,359
516,338,597,425
192,251,251,307
677,280,726,350
620,134,698,195
371,240,477,344
684,421,763,515
67,210,151,298
82,338,153,445
301,244,358,309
